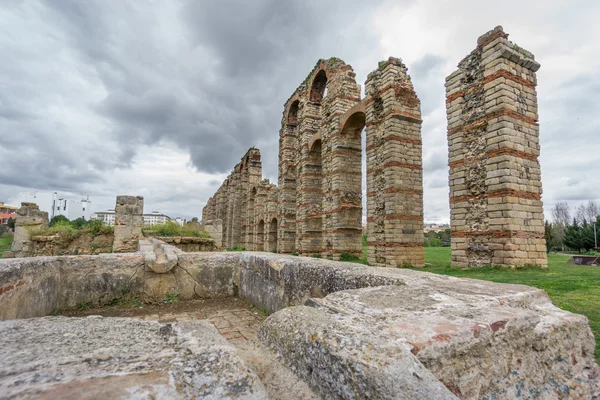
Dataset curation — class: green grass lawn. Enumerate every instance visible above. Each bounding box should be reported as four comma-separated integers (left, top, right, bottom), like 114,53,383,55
0,235,13,257
422,247,600,362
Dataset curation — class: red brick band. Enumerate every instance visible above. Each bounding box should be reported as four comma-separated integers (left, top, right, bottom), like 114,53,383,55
450,189,541,204
446,70,536,103
449,147,539,169
448,109,537,136
367,161,422,173
452,230,543,239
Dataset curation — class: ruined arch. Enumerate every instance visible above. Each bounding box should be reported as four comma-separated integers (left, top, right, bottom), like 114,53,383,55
310,70,328,103
268,217,278,253
287,100,299,125
247,187,257,250
257,219,265,251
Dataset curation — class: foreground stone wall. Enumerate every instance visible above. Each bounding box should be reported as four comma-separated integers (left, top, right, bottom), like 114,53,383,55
1,248,597,398
0,318,267,399
203,57,425,267
446,26,547,268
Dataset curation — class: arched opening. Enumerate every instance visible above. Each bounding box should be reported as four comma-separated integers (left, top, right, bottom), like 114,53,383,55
281,166,297,253
310,70,327,103
257,219,265,251
340,110,367,261
247,187,257,250
287,100,299,125
305,138,323,253
269,218,278,253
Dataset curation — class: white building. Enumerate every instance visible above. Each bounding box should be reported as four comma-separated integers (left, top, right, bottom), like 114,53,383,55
91,209,171,226
143,211,170,226
92,209,116,226
173,217,185,226
17,191,92,221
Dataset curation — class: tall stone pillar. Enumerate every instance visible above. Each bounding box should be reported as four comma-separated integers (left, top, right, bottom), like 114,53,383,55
10,203,48,258
113,195,144,253
446,26,547,268
364,57,425,268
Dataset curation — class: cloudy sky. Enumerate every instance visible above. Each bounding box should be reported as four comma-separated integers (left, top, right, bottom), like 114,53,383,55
0,0,598,222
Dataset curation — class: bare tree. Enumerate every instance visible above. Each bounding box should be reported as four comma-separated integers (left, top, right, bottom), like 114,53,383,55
551,202,571,226
576,204,587,224
551,202,571,251
585,200,599,223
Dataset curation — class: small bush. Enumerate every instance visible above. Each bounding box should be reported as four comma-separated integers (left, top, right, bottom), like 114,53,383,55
164,291,179,304
312,254,322,258
340,252,361,262
291,251,299,256
227,246,245,252
49,215,69,227
143,221,211,238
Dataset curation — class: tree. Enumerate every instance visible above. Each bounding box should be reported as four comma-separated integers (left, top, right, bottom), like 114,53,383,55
7,217,15,230
576,204,588,225
585,200,599,223
49,215,69,227
71,217,87,228
544,220,554,253
564,219,582,253
551,202,570,251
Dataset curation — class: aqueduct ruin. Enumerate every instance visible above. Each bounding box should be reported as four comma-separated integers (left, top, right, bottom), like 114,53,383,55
203,26,547,269
3,28,596,400
203,57,425,268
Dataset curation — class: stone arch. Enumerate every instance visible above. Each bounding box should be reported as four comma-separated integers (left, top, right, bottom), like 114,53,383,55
247,187,257,250
268,217,278,253
310,70,328,103
305,138,323,253
340,102,366,136
257,219,265,251
308,133,322,152
287,100,299,125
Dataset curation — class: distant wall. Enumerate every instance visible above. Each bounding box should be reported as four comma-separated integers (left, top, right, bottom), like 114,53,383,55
29,233,113,256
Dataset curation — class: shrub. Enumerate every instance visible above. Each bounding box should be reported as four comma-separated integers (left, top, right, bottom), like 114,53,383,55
227,246,244,252
164,291,179,304
143,221,211,238
49,215,69,227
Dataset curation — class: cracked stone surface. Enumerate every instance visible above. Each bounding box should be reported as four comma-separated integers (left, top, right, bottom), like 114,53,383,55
63,298,321,400
0,317,267,399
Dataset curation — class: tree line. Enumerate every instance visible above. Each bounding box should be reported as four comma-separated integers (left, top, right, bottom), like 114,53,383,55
546,200,599,253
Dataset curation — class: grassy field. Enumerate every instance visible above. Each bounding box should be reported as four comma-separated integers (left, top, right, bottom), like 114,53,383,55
0,235,13,257
422,247,600,362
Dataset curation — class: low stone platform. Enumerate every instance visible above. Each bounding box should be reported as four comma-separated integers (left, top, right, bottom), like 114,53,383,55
0,317,267,399
1,247,599,399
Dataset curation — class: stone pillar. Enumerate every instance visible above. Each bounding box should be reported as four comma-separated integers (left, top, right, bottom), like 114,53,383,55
364,58,425,268
446,26,547,268
320,63,363,260
297,100,323,256
277,100,300,254
10,202,48,258
113,196,144,253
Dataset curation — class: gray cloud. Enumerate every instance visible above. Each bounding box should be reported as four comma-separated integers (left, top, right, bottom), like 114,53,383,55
0,0,598,222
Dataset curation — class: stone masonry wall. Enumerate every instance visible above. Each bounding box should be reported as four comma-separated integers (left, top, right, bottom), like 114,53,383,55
202,57,425,267
446,26,547,268
8,202,49,258
113,195,144,253
364,58,425,267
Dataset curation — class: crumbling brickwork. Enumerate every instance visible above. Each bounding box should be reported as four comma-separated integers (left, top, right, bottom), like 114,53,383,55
446,26,547,268
113,195,144,253
203,57,425,267
9,202,49,258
